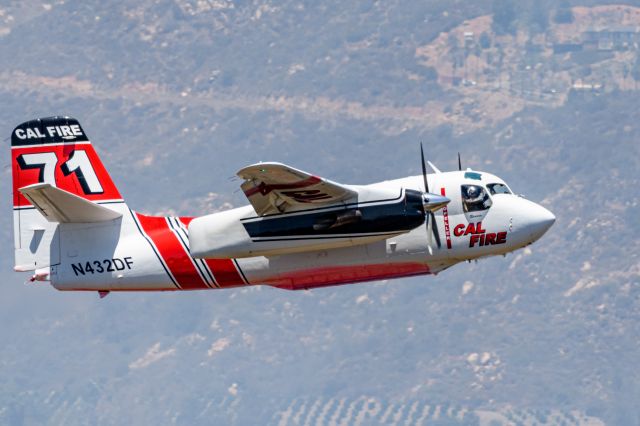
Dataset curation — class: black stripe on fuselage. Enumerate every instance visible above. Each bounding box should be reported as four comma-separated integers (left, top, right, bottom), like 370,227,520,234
249,231,399,242
232,259,250,285
242,190,425,240
240,189,404,221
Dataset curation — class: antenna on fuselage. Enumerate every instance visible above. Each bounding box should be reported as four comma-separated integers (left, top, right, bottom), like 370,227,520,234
457,152,462,171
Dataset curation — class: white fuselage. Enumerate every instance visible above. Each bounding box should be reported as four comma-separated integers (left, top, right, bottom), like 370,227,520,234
47,170,555,292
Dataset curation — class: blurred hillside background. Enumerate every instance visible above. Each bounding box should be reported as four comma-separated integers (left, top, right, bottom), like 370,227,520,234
0,1,639,425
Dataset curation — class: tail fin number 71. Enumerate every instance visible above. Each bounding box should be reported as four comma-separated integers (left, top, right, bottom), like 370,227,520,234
17,150,104,194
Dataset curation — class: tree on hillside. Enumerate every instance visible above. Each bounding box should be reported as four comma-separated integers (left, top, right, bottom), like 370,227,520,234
631,55,640,89
554,0,574,24
491,0,517,36
529,1,549,34
479,32,491,49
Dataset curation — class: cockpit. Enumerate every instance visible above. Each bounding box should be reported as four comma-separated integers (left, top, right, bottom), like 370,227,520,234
461,181,512,213
461,184,492,212
487,183,511,195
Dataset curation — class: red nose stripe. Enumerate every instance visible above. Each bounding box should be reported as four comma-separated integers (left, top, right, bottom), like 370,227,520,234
440,187,452,249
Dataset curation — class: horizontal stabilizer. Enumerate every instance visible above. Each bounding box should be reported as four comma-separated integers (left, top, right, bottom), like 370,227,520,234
19,183,122,223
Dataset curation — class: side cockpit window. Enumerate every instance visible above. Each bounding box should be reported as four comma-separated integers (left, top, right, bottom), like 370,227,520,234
461,184,492,212
487,183,511,195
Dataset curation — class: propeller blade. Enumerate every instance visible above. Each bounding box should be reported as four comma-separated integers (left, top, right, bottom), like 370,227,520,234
426,213,433,255
420,143,429,193
430,211,442,248
458,152,462,171
420,143,443,252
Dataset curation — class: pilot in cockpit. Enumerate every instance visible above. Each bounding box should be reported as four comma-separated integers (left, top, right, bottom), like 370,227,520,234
461,184,492,212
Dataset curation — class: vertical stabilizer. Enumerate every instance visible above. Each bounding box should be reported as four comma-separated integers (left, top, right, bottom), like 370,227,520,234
11,116,124,271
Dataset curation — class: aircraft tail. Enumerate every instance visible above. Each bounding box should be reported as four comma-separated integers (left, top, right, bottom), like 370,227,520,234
11,116,125,271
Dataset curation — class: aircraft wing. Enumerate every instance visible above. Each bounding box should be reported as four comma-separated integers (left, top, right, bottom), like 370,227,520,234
237,162,357,215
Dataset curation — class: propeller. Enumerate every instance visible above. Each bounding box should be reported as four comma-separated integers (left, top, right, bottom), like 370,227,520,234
419,143,449,254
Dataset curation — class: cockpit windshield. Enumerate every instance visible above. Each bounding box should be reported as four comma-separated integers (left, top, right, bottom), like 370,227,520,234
461,184,492,212
487,183,512,195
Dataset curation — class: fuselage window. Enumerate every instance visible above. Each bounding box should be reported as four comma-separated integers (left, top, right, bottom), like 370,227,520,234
461,184,492,212
487,183,511,195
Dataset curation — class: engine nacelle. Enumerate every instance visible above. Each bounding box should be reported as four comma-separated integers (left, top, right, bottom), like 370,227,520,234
189,189,425,259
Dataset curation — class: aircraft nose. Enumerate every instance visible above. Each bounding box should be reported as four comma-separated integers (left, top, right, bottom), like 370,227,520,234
538,205,556,231
526,202,555,241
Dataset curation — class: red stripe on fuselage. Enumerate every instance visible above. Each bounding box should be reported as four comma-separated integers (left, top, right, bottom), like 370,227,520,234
266,262,429,291
204,259,246,288
177,217,247,288
136,213,209,290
